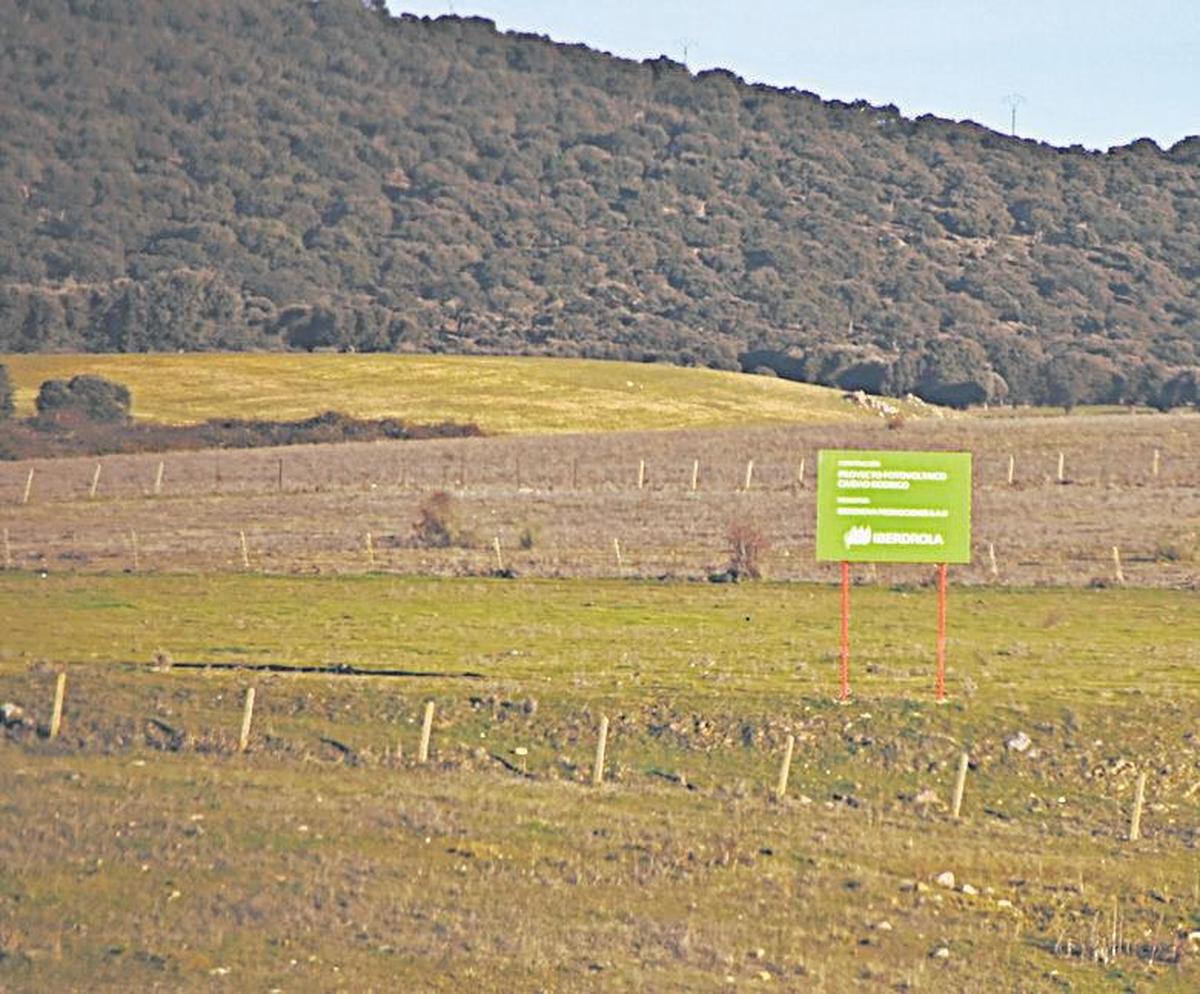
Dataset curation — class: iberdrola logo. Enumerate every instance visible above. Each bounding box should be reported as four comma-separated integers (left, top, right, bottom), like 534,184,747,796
843,525,872,549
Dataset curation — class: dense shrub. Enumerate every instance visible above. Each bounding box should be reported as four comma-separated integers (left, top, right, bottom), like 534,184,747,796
0,409,481,460
35,374,131,423
0,364,13,420
0,2,1198,409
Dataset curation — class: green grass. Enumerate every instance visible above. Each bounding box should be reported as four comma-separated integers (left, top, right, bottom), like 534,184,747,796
2,573,1198,992
0,353,923,435
4,572,1197,702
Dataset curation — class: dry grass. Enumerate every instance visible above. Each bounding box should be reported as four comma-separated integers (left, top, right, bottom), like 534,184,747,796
0,353,925,435
2,411,1197,587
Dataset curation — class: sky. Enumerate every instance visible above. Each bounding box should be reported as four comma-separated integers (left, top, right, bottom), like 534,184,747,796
387,1,1199,152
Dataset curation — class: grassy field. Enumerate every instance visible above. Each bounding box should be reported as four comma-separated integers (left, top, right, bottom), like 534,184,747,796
0,353,926,435
2,572,1199,992
2,355,1198,991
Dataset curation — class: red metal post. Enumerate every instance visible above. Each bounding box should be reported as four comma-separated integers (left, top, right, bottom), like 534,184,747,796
839,560,851,701
936,562,948,702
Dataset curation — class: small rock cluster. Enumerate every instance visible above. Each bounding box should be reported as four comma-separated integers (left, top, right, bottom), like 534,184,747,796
1,701,27,728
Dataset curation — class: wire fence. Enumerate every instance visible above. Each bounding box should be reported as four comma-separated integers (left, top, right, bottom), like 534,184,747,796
2,667,1186,858
3,440,1197,504
2,434,1198,587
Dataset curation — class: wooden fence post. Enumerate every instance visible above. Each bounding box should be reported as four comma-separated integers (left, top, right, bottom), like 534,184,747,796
49,672,67,741
690,459,699,492
743,459,754,491
1112,546,1125,585
775,734,795,801
1152,448,1160,479
987,541,999,578
798,457,806,487
130,529,140,572
613,537,623,574
1057,452,1065,483
239,530,250,571
89,463,102,499
493,536,504,572
1129,771,1147,841
365,531,375,570
21,468,34,505
238,687,256,752
153,460,165,496
592,715,609,786
637,459,645,490
418,700,435,764
951,752,970,819
1007,454,1015,486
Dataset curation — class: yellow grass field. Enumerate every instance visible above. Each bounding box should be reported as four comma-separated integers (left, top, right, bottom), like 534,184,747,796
1,353,925,435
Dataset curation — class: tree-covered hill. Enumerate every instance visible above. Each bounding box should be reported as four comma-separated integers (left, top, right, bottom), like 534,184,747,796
1,0,1197,408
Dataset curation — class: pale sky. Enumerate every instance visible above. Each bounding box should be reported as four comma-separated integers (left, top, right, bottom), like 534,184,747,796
387,1,1199,151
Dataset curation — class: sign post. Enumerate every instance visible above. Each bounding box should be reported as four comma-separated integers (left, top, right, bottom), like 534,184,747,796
839,559,851,701
936,562,948,701
816,450,972,701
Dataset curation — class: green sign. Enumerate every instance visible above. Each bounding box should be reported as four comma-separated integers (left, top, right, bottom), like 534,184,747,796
816,450,972,563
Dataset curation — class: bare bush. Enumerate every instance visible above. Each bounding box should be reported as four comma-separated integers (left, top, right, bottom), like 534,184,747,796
724,519,769,580
1155,532,1197,563
412,491,474,548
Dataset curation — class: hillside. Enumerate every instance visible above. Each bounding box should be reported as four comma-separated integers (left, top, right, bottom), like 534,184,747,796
1,353,923,435
0,0,1197,409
